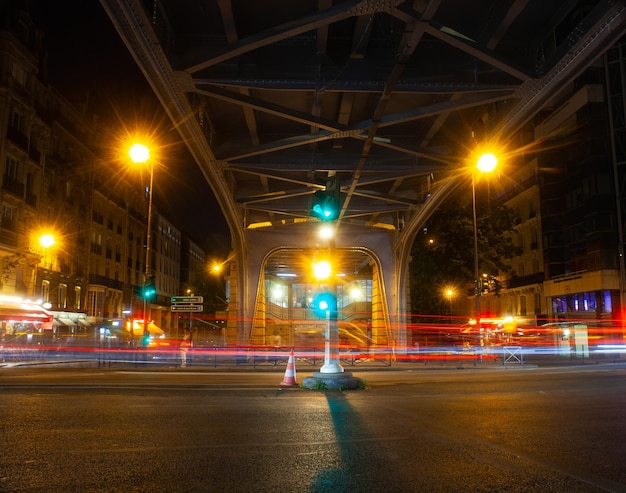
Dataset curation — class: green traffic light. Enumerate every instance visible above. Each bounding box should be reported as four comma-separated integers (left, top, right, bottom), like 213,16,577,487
311,190,338,221
142,278,156,299
312,292,337,318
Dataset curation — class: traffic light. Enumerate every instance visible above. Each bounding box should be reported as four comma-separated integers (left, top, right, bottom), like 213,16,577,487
141,332,151,347
311,190,338,220
310,177,340,221
142,277,156,299
312,292,337,319
481,278,489,293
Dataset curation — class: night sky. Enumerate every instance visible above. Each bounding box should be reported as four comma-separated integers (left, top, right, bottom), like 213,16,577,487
28,1,230,254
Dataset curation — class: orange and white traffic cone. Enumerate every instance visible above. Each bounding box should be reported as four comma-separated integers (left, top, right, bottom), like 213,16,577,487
280,350,298,386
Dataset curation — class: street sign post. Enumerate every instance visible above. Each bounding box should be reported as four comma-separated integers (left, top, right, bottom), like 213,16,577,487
171,304,203,312
171,296,203,304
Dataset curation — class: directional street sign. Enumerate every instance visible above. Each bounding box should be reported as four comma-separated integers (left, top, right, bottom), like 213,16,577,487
171,304,203,312
171,296,203,304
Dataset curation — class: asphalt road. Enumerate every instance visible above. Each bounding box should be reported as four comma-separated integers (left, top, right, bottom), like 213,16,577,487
1,365,625,493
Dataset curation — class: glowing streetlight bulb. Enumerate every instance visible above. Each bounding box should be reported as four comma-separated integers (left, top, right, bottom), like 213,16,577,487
129,143,150,163
39,234,55,248
350,286,361,300
477,152,497,173
313,260,332,280
319,224,334,240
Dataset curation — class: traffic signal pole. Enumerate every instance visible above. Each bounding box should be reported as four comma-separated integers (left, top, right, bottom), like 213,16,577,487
302,231,361,389
302,176,363,387
320,238,343,374
143,160,155,347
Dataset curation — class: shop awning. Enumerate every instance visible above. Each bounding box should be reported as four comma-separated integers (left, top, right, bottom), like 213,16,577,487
127,320,163,336
50,311,91,328
0,300,53,324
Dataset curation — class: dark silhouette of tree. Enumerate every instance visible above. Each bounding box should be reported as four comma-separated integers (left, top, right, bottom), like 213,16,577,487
187,268,228,315
409,186,520,322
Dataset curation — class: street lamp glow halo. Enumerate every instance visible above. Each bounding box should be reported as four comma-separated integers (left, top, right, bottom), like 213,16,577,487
313,260,332,280
127,141,155,343
318,224,335,240
476,152,498,173
39,233,55,249
129,143,150,163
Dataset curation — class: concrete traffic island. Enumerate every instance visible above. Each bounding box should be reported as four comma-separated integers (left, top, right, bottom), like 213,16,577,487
302,371,363,390
300,309,364,390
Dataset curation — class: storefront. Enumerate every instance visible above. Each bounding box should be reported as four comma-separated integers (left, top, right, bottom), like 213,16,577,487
0,297,53,341
50,311,92,338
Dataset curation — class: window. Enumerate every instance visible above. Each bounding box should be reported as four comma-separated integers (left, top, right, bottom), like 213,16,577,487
2,204,16,222
74,286,81,310
58,284,67,309
11,62,27,86
534,293,541,315
1,204,17,230
10,109,24,132
5,156,20,180
268,281,288,308
41,280,50,303
338,279,372,307
86,289,104,318
90,232,102,255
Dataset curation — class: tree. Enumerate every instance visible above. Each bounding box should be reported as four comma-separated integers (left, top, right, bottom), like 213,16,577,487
187,268,228,315
409,186,520,321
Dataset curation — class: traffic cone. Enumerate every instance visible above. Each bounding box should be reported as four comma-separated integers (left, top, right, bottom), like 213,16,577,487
280,350,298,386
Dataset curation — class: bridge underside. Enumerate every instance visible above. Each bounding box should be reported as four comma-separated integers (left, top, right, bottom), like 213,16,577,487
101,0,626,346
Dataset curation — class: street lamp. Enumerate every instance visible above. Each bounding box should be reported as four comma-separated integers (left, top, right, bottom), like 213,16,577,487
312,223,343,373
472,152,498,320
444,287,455,321
129,143,154,345
34,233,55,299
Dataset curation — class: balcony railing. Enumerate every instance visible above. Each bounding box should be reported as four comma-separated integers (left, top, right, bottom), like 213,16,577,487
25,192,37,207
6,126,28,150
2,176,25,197
506,272,545,289
29,147,41,163
0,228,18,246
88,274,123,291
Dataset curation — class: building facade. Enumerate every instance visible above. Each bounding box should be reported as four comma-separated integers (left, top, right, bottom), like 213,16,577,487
483,52,625,345
0,6,203,341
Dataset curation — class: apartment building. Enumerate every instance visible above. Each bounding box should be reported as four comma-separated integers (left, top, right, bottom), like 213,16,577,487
486,54,625,342
0,6,202,339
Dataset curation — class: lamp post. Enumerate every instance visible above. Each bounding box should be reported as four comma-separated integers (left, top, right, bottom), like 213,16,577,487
129,143,154,345
302,226,362,390
185,288,193,341
34,233,55,299
472,152,498,320
312,228,343,373
445,288,454,321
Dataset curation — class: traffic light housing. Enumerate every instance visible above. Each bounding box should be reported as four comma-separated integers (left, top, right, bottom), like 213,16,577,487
142,277,156,300
312,292,337,319
311,176,340,221
141,332,151,347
